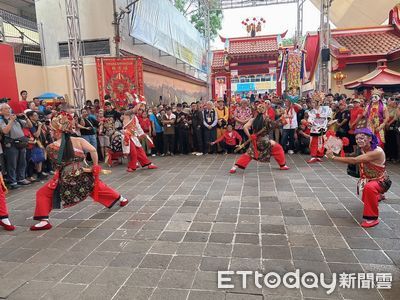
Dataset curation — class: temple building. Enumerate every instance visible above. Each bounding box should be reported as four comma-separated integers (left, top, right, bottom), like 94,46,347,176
211,27,288,101
304,4,400,95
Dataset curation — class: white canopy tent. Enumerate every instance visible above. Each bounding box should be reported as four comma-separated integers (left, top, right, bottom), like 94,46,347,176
310,0,398,28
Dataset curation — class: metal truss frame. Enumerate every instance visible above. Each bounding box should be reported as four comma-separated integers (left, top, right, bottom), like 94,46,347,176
65,0,86,110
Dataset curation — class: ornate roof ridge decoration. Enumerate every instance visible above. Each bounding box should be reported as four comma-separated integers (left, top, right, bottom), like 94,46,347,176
219,30,288,43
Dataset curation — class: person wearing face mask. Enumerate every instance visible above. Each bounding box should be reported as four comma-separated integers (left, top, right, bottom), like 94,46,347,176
326,119,391,228
229,102,289,173
364,88,389,147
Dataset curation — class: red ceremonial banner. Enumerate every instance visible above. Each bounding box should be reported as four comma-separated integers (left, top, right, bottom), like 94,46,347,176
0,44,21,113
95,56,144,109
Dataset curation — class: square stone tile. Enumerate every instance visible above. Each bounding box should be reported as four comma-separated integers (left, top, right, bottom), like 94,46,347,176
151,288,189,300
188,290,226,300
42,283,86,300
183,232,210,242
232,244,261,258
35,264,74,282
168,255,202,270
176,242,206,256
291,246,324,261
139,254,172,269
158,269,195,289
93,267,133,286
345,237,381,250
81,251,118,266
209,233,234,244
353,249,394,265
62,266,103,284
78,284,120,300
262,246,291,260
192,271,219,291
114,286,153,300
322,248,359,263
125,268,163,287
200,257,229,271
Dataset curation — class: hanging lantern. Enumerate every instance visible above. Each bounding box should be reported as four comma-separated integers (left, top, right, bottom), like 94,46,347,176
333,71,347,86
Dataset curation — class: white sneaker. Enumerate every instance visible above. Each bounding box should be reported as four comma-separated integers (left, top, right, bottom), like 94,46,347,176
192,152,198,155
288,150,294,155
196,152,203,156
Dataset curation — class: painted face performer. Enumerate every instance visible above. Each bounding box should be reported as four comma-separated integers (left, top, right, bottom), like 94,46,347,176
30,112,129,231
122,109,158,172
229,102,290,173
307,91,332,163
364,88,389,147
326,120,391,228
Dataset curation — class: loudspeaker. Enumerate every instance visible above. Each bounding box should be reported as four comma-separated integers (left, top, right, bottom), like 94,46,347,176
321,48,330,62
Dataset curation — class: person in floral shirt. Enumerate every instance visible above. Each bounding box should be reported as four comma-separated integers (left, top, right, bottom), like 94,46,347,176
234,99,252,143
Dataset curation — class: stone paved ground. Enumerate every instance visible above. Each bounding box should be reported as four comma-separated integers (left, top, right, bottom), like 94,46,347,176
0,153,400,300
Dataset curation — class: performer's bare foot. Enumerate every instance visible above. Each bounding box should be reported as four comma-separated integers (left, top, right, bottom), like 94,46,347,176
127,168,136,172
229,166,237,174
30,220,52,231
0,219,15,231
147,164,158,169
119,196,129,207
361,219,379,228
279,165,290,170
307,157,318,163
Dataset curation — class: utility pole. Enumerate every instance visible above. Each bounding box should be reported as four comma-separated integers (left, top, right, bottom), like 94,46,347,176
318,0,332,93
112,0,120,57
112,0,140,58
65,0,86,110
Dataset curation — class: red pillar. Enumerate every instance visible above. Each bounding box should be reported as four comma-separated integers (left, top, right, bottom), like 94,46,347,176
226,72,231,104
0,44,21,113
211,73,215,101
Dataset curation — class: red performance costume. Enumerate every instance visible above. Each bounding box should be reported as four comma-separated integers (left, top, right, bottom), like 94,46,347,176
230,103,289,173
122,113,157,172
0,173,15,231
31,112,128,231
326,122,391,228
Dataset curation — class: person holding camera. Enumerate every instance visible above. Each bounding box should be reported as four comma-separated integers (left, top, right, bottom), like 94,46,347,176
0,103,33,189
25,111,50,181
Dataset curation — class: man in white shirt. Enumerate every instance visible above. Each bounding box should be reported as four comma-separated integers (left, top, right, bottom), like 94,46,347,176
282,99,302,154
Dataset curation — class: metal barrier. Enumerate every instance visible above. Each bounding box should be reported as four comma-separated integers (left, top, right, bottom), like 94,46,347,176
0,9,37,31
0,9,42,66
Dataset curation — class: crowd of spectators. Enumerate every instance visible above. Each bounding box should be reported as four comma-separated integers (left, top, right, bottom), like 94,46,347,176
0,89,399,189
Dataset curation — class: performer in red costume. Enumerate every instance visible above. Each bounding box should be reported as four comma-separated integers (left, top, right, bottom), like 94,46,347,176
307,92,332,163
229,102,289,173
0,172,15,231
122,110,158,172
326,121,391,228
30,112,129,231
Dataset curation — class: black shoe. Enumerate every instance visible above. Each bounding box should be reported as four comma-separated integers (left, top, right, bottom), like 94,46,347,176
9,184,21,190
38,173,49,180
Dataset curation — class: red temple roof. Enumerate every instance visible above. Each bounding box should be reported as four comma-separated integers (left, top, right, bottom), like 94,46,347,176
211,50,225,69
303,4,400,81
344,59,400,89
218,31,287,57
333,27,400,56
